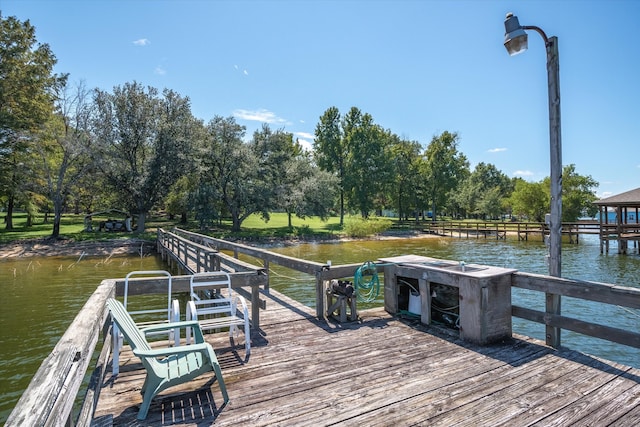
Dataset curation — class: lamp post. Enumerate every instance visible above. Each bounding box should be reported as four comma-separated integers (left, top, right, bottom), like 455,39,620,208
504,12,563,347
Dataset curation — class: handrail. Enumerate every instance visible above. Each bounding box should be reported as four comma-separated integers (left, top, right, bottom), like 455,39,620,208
420,220,600,234
5,280,116,426
511,272,640,349
172,227,328,275
167,228,374,318
163,228,640,350
156,229,268,327
156,230,220,272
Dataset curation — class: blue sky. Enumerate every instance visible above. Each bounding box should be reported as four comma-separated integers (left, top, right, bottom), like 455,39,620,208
3,0,639,198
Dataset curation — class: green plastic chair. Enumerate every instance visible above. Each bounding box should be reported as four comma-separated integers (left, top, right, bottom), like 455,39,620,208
107,298,229,420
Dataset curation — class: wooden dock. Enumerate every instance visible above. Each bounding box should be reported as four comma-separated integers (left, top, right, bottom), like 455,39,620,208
418,220,601,244
93,289,640,426
8,231,640,426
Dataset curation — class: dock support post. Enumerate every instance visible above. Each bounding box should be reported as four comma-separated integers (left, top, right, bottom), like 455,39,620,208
315,274,325,319
263,259,270,294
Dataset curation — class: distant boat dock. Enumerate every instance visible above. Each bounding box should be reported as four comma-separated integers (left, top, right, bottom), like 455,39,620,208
392,219,639,254
419,220,600,244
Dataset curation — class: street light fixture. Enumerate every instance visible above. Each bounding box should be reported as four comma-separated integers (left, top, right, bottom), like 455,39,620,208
503,13,529,55
503,12,563,347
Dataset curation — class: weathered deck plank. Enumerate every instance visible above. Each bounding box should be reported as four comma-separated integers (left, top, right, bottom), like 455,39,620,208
93,289,640,426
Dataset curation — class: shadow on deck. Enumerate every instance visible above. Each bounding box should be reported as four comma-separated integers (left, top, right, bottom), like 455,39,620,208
93,290,640,426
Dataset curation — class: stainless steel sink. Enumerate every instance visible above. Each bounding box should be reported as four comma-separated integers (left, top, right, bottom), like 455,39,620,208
444,265,487,273
419,261,457,268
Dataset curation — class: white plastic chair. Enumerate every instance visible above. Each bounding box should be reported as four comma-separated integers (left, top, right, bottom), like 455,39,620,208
112,270,179,374
186,272,251,356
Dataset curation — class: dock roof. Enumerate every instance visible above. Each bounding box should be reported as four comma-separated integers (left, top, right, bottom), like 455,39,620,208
594,187,640,206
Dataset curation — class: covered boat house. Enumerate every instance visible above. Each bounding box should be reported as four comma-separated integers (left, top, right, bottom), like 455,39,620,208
593,187,640,254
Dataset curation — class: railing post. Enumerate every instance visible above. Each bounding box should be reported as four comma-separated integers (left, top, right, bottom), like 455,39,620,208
263,259,270,294
316,270,325,319
209,252,218,272
183,241,188,267
251,285,260,329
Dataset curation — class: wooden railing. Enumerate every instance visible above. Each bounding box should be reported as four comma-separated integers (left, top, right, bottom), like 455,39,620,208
156,228,269,327
6,279,116,427
171,227,378,318
415,220,600,243
511,272,640,348
157,228,219,272
7,231,640,425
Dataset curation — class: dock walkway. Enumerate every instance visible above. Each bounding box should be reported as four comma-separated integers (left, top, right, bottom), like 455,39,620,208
93,289,640,426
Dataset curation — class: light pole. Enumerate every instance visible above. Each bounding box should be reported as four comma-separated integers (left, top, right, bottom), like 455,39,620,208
504,12,563,347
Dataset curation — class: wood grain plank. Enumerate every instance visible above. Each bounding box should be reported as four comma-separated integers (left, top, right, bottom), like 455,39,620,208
92,290,640,426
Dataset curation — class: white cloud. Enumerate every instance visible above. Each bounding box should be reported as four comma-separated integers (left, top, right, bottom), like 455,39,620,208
296,132,314,139
233,109,289,125
488,147,507,153
234,65,249,75
295,132,314,151
154,66,166,76
297,138,313,151
133,38,150,46
513,170,534,177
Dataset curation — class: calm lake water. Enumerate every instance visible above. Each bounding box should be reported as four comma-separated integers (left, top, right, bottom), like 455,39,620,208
0,253,166,424
1,234,639,423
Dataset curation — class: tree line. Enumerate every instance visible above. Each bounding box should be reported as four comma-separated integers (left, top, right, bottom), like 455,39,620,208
1,15,599,238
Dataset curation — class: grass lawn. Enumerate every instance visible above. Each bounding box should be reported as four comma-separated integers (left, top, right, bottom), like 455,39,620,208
2,211,546,246
0,212,351,244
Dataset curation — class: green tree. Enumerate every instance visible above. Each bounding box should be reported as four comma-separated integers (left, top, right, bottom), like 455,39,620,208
477,186,505,220
68,169,111,215
314,106,345,224
0,15,64,229
543,164,598,221
199,116,259,232
165,175,193,224
343,110,392,217
509,178,547,221
423,131,469,220
449,178,480,218
454,162,511,219
164,120,206,224
38,80,95,237
297,167,339,222
92,82,195,231
390,137,423,220
250,124,303,222
278,151,339,229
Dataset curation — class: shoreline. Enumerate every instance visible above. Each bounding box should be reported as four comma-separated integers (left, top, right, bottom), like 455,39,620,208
0,238,156,259
0,230,440,259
